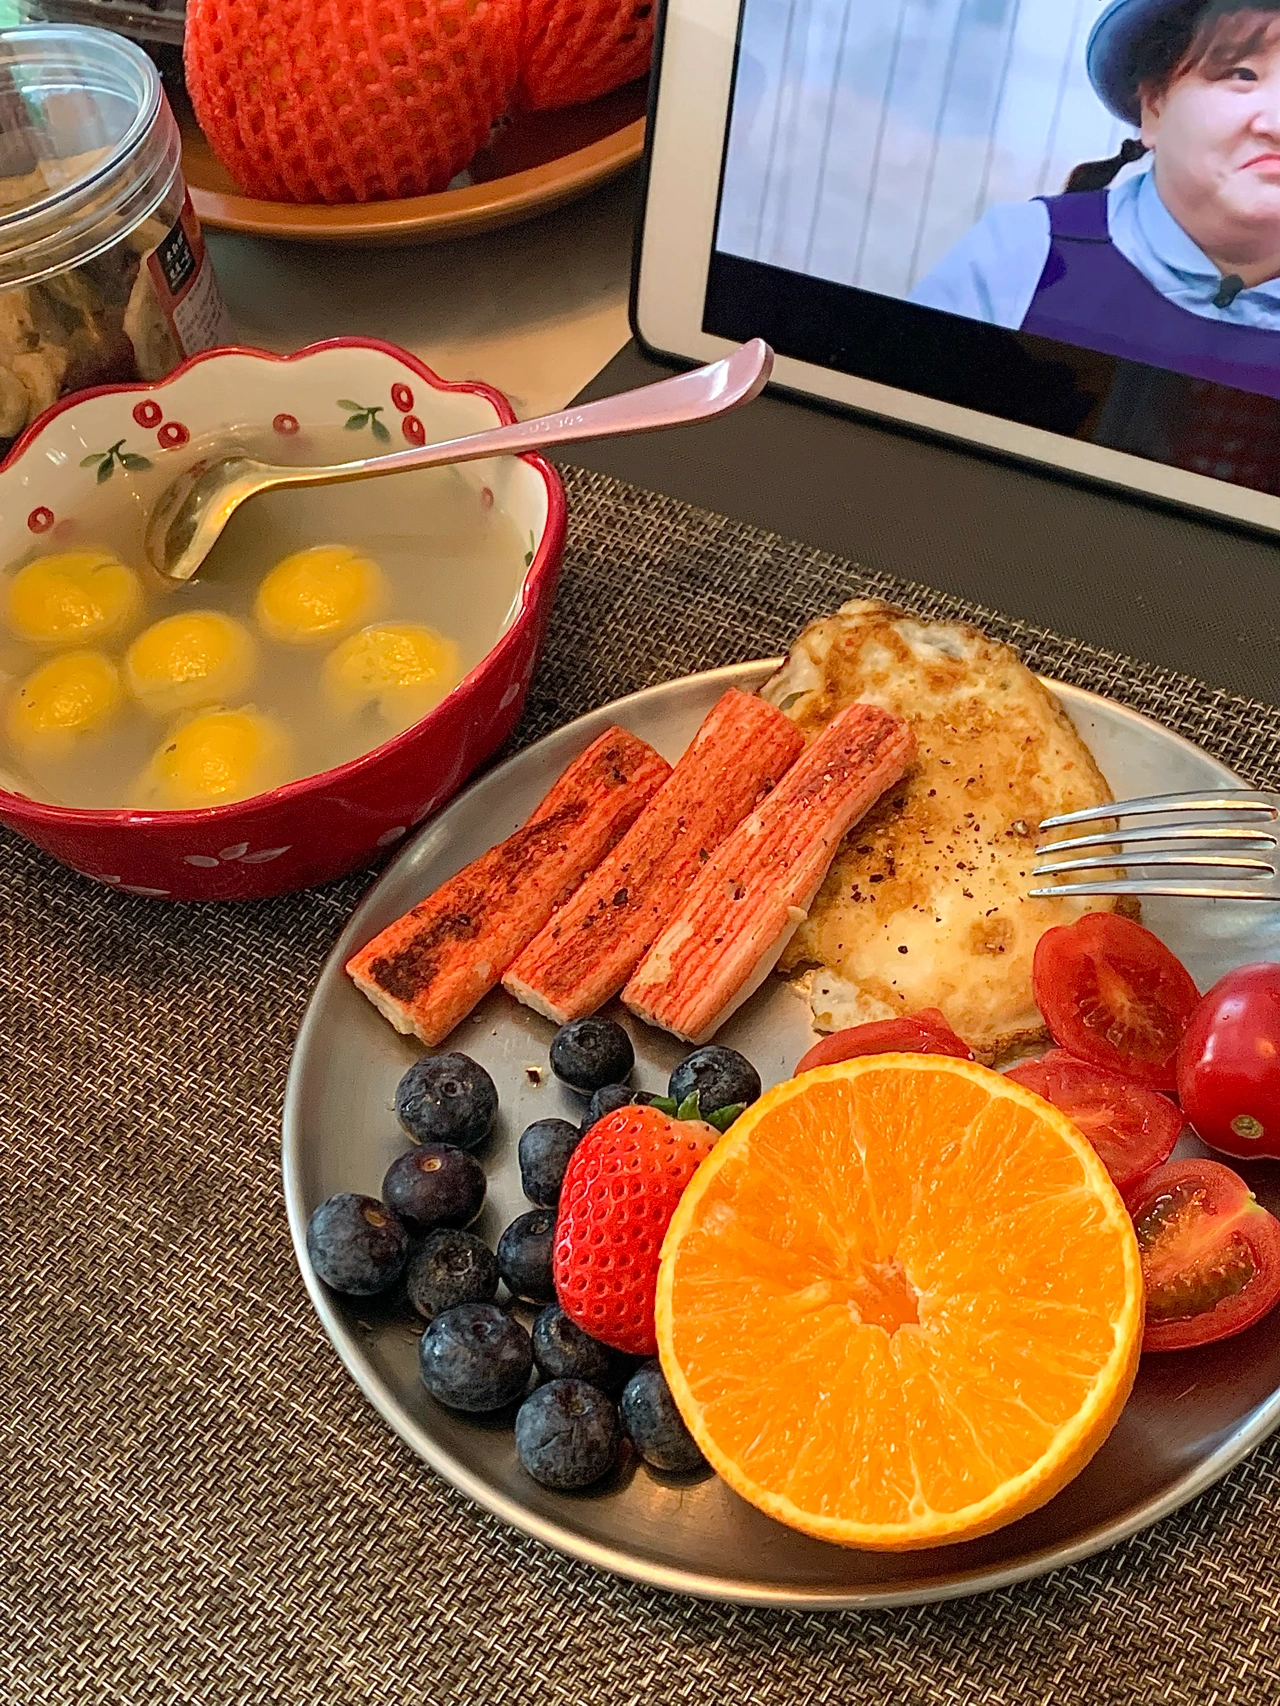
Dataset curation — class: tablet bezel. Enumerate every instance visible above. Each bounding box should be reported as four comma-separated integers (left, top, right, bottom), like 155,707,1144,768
632,0,1280,538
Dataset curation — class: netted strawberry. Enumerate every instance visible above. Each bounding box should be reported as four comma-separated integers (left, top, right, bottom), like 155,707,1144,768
517,0,654,111
553,1103,717,1356
185,0,521,205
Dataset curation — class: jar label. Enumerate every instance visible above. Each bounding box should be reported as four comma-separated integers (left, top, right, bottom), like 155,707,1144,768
145,195,232,360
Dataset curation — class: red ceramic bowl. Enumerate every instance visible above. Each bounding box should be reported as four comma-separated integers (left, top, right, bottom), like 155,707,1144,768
0,340,566,899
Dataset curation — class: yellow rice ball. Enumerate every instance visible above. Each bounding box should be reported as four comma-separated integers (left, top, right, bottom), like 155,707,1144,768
5,549,142,646
323,621,460,732
254,544,386,645
124,610,258,715
136,706,291,808
5,650,122,754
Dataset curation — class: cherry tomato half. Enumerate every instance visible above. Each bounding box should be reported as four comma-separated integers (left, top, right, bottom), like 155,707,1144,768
1004,1049,1183,1193
1177,963,1280,1160
1032,913,1198,1091
795,1009,974,1074
1127,1158,1280,1351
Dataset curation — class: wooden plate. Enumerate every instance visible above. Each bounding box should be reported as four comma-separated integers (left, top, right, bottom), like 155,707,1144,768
177,77,646,246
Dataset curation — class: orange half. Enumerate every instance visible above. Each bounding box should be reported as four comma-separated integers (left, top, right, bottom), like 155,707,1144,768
656,1055,1143,1550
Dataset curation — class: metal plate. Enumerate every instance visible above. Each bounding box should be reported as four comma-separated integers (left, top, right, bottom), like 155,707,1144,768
282,662,1280,1608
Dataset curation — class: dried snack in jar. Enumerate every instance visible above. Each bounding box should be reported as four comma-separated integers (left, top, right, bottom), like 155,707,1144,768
0,28,228,457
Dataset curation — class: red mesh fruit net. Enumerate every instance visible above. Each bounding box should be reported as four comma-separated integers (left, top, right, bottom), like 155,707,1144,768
517,0,653,111
185,0,521,204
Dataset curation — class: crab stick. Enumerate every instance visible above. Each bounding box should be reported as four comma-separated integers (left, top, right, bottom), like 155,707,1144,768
623,702,916,1043
502,689,805,1023
346,726,671,1046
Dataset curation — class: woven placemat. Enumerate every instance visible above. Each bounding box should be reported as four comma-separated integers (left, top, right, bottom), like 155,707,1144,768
6,466,1280,1706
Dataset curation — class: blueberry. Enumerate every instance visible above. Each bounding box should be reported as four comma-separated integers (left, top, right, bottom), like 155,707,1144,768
306,1192,409,1295
419,1302,532,1411
515,1379,621,1489
382,1144,486,1229
395,1053,497,1150
407,1228,499,1320
621,1360,706,1472
497,1209,556,1303
550,1017,634,1094
580,1083,636,1134
518,1118,581,1206
532,1303,626,1389
668,1046,761,1122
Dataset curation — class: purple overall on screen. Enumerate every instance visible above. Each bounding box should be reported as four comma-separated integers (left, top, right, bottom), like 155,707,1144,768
1023,190,1280,400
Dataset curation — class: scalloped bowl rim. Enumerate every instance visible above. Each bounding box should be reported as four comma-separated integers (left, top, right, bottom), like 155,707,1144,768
0,338,566,830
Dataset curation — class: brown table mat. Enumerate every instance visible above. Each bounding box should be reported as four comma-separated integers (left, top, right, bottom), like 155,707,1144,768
5,466,1280,1706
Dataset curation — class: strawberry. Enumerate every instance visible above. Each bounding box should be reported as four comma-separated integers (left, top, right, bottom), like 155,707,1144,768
553,1104,718,1356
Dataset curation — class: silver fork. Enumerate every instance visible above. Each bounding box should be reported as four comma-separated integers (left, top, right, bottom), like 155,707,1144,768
1030,790,1280,901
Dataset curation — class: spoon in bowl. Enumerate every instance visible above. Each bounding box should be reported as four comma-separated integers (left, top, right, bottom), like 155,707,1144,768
145,339,774,583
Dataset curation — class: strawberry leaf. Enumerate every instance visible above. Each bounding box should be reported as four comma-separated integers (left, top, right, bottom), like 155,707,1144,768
676,1092,703,1122
707,1103,745,1133
649,1095,678,1116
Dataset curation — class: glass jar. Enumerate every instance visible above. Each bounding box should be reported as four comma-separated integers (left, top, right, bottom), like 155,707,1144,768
0,22,228,458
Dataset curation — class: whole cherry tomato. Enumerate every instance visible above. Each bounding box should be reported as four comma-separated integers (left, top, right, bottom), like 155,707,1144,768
1177,963,1280,1160
795,1008,973,1074
1032,913,1198,1091
1127,1158,1280,1351
1004,1049,1183,1193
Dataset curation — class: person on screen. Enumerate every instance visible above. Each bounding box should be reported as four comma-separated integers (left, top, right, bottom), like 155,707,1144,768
908,0,1280,398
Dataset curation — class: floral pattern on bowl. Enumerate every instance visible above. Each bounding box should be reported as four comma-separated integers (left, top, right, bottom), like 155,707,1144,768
0,339,567,902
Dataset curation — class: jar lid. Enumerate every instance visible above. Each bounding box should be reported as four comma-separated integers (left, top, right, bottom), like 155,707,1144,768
0,23,181,289
21,1,188,50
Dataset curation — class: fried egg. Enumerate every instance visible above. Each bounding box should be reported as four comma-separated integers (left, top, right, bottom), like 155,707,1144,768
761,600,1121,1061
254,544,386,645
5,649,121,754
6,549,142,646
323,621,460,731
124,611,257,715
135,706,290,808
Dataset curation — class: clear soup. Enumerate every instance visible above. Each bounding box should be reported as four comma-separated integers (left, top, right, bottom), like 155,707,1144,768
0,455,531,810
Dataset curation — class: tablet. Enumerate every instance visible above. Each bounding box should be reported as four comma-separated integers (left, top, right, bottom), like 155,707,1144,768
634,0,1280,536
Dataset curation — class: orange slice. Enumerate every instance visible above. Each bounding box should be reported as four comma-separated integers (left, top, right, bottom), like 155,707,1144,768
656,1055,1143,1550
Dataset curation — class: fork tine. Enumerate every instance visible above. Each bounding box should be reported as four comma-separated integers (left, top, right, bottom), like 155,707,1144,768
1040,790,1278,831
1034,850,1275,877
1028,878,1277,900
1036,822,1279,855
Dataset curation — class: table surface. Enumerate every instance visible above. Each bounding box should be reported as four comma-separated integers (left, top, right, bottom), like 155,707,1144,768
11,98,1280,1706
9,462,1280,1706
561,345,1280,707
206,173,641,422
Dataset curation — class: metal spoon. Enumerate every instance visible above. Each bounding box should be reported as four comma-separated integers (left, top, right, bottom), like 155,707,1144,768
146,339,774,583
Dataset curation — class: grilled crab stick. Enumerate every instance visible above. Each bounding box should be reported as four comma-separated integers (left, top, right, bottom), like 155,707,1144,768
346,727,671,1046
624,702,916,1043
502,689,805,1023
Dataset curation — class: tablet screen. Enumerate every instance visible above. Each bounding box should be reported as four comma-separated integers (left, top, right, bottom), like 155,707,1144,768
702,0,1280,499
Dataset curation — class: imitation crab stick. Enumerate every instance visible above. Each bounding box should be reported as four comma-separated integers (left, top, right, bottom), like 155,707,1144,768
623,702,916,1043
346,726,671,1046
501,689,805,1023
